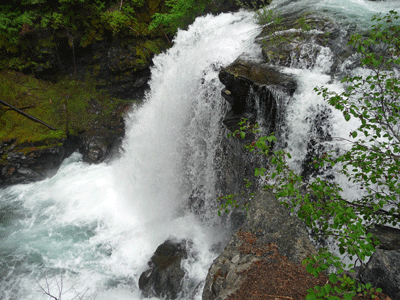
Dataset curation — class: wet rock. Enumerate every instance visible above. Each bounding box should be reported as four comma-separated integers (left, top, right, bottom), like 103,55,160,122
359,249,400,300
202,190,316,300
81,135,111,163
0,141,72,187
219,58,296,135
256,12,354,75
139,239,189,299
368,225,400,251
216,135,260,218
300,105,334,181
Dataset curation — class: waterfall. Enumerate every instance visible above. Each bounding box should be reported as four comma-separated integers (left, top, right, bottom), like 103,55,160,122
1,1,399,299
0,11,261,300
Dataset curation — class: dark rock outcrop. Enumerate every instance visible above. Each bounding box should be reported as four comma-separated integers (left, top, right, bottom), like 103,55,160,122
139,239,189,299
368,225,400,251
0,101,127,187
202,190,316,300
360,249,400,300
0,139,74,186
219,58,296,134
79,100,127,164
216,58,297,222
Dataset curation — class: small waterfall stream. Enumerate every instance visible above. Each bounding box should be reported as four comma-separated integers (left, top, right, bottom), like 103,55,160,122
0,1,399,300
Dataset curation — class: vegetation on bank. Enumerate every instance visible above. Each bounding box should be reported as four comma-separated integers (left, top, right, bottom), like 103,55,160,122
0,0,220,72
0,70,129,160
0,0,164,71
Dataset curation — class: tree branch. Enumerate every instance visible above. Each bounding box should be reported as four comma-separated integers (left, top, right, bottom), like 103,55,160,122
0,99,56,131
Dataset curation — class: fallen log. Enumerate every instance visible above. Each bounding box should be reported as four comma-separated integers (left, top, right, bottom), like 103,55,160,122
0,99,56,131
4,105,35,111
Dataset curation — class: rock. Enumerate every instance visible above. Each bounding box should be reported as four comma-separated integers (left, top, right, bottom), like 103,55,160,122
81,136,108,163
245,191,317,263
300,105,334,181
256,12,354,75
359,249,400,300
219,58,296,136
202,190,317,300
139,239,189,299
0,140,74,187
368,225,400,250
0,99,127,187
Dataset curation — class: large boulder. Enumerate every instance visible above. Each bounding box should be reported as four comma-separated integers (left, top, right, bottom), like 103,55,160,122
202,190,317,300
359,249,400,300
255,10,355,76
356,225,400,300
139,239,189,299
368,225,400,251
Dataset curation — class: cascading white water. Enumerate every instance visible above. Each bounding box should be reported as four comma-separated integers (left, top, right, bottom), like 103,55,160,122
274,0,400,199
0,11,261,300
270,0,399,27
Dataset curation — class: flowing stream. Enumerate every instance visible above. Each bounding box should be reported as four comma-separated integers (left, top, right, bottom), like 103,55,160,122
1,1,399,300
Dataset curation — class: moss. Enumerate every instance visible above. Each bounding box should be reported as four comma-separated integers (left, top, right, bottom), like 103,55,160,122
133,38,168,71
0,70,129,153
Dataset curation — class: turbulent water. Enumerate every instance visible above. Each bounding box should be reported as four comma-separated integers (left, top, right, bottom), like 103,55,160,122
274,0,400,199
0,11,261,300
270,0,399,26
1,1,400,300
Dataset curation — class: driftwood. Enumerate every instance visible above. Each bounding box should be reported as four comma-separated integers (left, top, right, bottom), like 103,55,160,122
0,99,56,131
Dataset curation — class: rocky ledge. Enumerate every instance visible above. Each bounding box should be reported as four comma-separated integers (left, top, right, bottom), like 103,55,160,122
202,190,319,300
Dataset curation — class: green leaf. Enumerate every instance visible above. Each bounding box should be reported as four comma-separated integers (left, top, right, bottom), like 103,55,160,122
306,293,317,300
306,263,314,274
329,273,338,284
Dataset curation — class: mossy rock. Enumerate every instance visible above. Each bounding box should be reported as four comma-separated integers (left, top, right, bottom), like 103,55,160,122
0,70,130,186
0,70,128,143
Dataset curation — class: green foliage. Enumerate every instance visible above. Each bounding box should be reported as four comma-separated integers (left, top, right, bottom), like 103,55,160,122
235,0,274,25
251,5,316,57
315,10,400,229
254,4,280,26
0,0,170,70
221,11,400,299
149,0,210,34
